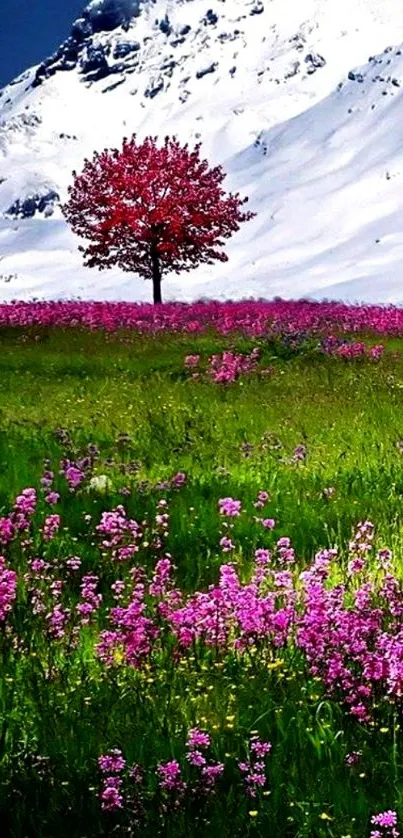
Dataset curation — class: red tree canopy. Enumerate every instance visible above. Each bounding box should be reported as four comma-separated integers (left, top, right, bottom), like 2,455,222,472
61,135,255,301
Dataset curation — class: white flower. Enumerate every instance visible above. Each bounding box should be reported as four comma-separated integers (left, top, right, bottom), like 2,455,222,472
88,474,112,494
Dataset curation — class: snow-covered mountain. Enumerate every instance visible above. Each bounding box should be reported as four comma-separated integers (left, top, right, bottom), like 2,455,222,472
1,0,403,303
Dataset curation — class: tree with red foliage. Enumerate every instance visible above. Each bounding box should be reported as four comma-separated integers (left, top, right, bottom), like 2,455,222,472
62,135,255,303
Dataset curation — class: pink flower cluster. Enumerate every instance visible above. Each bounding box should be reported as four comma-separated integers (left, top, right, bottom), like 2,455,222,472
322,337,386,360
98,727,225,816
185,727,224,791
13,488,37,528
296,526,403,720
254,490,270,509
76,574,102,625
42,514,60,542
96,505,142,562
149,557,174,598
40,468,60,505
6,468,403,734
169,559,295,653
0,488,37,546
98,749,127,811
46,602,70,640
2,299,403,338
184,354,200,368
370,810,399,838
94,533,296,664
60,456,94,491
97,574,159,667
0,556,17,622
219,497,242,517
98,728,225,816
238,735,272,797
91,509,403,724
157,760,185,794
208,349,260,383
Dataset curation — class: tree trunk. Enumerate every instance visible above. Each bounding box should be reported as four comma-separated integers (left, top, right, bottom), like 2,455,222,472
150,241,162,304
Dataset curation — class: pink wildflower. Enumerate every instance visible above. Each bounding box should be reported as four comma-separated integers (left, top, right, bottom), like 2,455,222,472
218,497,242,517
0,556,17,621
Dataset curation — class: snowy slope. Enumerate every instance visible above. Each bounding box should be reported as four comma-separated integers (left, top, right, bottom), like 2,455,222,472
1,0,403,302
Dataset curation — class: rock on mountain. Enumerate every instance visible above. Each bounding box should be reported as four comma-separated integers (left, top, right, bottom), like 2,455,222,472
1,0,403,302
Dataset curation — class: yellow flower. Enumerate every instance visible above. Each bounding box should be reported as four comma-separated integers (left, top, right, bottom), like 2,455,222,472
319,813,333,821
268,659,284,670
113,648,125,665
249,811,259,818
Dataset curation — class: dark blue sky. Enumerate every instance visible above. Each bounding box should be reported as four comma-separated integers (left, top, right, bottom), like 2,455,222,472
0,1,85,88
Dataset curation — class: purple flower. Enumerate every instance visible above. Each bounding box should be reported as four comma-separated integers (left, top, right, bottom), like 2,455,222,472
218,497,242,517
254,490,270,509
371,811,398,828
30,558,47,573
100,776,124,811
220,536,235,552
45,491,60,505
187,728,211,749
186,749,206,767
250,740,272,758
42,514,60,542
369,344,385,360
98,750,126,774
239,736,271,797
172,471,186,488
0,518,14,545
201,762,224,787
0,557,17,621
157,760,185,791
348,557,366,575
66,556,82,571
111,580,126,599
149,558,173,597
277,537,291,549
254,548,271,565
184,354,200,368
14,488,37,518
46,603,70,639
62,463,85,490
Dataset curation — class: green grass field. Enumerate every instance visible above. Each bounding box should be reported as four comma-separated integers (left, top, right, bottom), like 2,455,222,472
1,326,403,836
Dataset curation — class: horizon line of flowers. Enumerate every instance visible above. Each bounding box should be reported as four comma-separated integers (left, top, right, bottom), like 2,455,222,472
2,298,403,336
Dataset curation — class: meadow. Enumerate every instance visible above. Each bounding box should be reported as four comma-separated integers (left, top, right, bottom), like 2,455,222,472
1,300,403,837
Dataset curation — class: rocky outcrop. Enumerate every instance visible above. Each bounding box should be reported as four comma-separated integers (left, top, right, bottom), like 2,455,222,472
196,62,218,80
84,0,141,33
112,40,140,58
6,190,59,219
305,52,326,74
31,1,142,88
